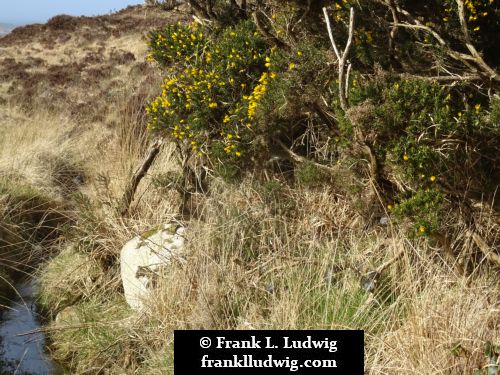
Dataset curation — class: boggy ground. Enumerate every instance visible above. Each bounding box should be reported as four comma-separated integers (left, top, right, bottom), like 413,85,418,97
0,3,498,375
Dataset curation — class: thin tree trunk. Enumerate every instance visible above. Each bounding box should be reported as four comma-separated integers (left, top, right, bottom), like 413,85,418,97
119,137,163,216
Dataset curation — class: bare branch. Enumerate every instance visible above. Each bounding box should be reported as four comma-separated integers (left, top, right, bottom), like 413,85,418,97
120,137,164,216
395,73,483,82
275,139,341,175
187,0,211,20
323,6,355,112
292,0,312,32
345,63,352,99
456,0,498,81
338,7,355,112
393,22,447,46
384,0,399,64
322,7,381,188
322,7,341,62
253,10,288,48
345,7,355,57
380,0,499,83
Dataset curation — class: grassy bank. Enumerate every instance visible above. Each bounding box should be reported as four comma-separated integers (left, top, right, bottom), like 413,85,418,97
0,106,75,308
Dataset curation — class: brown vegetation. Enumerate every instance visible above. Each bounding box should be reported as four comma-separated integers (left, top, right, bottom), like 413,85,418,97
0,4,189,119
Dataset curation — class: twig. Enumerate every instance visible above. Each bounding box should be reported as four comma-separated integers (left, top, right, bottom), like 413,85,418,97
323,6,355,112
340,8,354,111
380,1,499,83
187,0,211,20
292,0,312,32
253,10,288,49
322,7,341,62
394,22,447,46
275,139,340,175
467,230,500,267
308,101,340,135
385,0,399,65
119,137,164,216
455,0,498,81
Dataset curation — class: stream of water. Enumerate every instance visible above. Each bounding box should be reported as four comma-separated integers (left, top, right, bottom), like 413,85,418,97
0,279,61,375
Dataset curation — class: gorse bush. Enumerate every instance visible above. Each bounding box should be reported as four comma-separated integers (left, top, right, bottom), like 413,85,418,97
349,77,498,191
391,188,445,236
345,76,499,233
147,21,272,160
145,0,499,233
146,17,318,172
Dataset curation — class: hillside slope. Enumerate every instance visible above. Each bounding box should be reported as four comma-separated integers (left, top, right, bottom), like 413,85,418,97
0,24,14,36
0,5,189,118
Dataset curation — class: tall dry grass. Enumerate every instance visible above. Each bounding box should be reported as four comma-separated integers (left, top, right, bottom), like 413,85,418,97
14,101,493,374
131,181,498,374
0,103,85,281
0,104,82,197
25,99,496,373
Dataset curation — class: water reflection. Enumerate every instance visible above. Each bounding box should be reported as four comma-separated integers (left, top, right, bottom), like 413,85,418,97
0,280,60,375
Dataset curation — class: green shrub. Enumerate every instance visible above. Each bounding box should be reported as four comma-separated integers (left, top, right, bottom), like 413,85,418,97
144,0,499,232
346,76,498,229
147,20,271,162
392,189,445,236
296,162,327,188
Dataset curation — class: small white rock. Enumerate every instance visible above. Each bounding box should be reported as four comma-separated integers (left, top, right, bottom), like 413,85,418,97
120,223,186,311
379,216,390,225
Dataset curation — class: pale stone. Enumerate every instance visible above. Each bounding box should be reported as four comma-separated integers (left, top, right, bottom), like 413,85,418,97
55,306,80,326
120,223,186,310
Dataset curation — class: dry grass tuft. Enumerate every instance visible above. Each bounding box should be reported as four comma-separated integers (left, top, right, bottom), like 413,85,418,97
132,182,499,374
370,275,499,374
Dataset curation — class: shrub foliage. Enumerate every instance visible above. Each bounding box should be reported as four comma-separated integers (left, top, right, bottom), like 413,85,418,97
147,0,499,234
